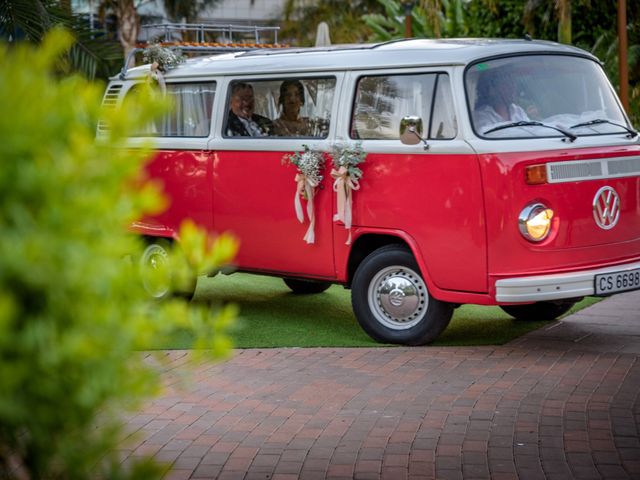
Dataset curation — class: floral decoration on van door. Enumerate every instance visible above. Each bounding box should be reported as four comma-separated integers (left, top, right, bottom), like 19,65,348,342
143,44,185,94
282,145,326,244
331,143,366,245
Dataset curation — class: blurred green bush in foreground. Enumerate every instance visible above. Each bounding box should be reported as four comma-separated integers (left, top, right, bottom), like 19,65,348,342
0,29,237,479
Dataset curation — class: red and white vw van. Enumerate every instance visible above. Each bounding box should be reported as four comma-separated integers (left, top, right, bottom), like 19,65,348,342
103,38,640,345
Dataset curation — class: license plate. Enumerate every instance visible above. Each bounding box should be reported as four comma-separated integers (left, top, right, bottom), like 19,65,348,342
594,268,640,295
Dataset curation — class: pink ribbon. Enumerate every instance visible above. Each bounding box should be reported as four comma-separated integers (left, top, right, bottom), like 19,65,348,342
331,166,360,245
294,173,319,244
147,61,166,95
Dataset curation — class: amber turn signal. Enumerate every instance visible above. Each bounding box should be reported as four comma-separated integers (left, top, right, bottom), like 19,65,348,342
525,164,548,185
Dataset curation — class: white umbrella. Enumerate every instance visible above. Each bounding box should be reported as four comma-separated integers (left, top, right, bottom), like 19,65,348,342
315,21,332,47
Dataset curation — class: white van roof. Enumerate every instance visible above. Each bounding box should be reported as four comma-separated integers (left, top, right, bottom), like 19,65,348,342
118,38,598,81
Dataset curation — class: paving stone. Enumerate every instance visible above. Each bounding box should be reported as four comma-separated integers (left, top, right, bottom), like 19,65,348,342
112,291,640,479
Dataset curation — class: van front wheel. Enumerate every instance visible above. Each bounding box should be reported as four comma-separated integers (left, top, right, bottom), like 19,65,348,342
351,246,453,346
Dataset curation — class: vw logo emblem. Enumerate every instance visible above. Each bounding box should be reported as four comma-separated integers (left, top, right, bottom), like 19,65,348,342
388,288,405,307
592,186,620,230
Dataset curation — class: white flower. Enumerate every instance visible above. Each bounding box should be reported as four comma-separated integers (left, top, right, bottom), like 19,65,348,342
143,44,185,72
283,145,325,185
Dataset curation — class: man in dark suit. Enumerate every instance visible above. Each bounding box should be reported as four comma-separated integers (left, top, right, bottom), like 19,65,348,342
226,82,273,136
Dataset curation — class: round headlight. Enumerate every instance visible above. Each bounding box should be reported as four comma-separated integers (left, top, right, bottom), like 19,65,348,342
519,203,554,242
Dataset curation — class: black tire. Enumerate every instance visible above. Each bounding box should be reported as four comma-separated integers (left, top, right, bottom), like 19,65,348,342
139,238,196,301
351,245,454,346
500,300,576,321
283,277,332,294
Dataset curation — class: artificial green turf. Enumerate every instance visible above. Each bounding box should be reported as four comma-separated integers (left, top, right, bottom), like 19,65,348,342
158,272,602,349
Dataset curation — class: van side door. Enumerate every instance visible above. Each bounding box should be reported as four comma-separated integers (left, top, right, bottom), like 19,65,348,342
128,80,218,238
336,68,487,294
208,74,344,279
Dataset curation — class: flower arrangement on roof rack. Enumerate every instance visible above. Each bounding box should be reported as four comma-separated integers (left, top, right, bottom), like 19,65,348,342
282,145,326,244
330,143,366,245
142,43,185,71
143,43,185,93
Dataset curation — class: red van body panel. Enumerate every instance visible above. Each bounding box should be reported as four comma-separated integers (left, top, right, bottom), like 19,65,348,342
212,150,336,279
135,150,214,238
344,152,487,293
137,142,640,304
480,145,640,282
138,144,640,307
140,148,489,295
209,149,488,292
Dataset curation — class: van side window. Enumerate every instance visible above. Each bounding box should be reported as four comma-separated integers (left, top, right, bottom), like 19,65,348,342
351,73,456,140
223,77,336,138
129,82,216,137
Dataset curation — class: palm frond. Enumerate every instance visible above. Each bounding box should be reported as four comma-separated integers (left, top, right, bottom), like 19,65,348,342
0,0,50,40
1,0,122,78
362,13,396,41
45,1,122,79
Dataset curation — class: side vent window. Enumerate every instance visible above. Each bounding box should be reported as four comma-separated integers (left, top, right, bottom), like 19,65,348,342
429,75,457,139
102,84,122,107
97,84,123,133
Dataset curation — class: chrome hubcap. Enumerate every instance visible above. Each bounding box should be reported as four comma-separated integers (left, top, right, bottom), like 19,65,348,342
368,266,428,330
140,243,170,298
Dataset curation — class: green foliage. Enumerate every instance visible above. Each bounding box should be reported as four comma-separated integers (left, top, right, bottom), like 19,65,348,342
362,0,639,125
363,0,467,41
281,0,382,46
0,29,237,479
464,0,603,42
61,10,123,80
464,0,525,38
362,0,408,41
0,0,122,79
0,0,51,40
591,32,640,126
588,22,640,126
463,0,640,125
332,143,366,181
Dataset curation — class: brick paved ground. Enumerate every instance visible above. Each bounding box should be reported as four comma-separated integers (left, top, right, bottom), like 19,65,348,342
120,290,640,479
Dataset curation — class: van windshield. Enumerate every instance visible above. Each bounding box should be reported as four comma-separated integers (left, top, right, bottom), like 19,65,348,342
466,55,630,139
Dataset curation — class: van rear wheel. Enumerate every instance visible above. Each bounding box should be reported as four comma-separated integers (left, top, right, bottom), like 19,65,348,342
283,278,331,294
139,238,196,301
351,245,453,346
500,300,576,321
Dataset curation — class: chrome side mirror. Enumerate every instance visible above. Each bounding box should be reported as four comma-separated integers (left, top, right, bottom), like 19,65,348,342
400,116,429,150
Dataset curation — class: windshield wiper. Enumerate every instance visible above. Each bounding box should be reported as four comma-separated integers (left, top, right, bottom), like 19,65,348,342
570,118,638,138
483,121,577,142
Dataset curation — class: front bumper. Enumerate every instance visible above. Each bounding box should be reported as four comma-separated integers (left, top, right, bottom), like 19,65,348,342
494,259,640,303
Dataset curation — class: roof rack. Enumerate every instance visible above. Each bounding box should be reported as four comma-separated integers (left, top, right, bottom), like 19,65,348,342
119,22,287,79
145,22,281,44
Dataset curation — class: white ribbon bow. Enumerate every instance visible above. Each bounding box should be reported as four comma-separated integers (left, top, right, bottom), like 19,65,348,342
331,166,360,245
147,61,166,95
294,173,320,244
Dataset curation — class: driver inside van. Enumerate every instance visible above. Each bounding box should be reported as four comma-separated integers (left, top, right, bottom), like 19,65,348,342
473,69,530,133
226,82,273,136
